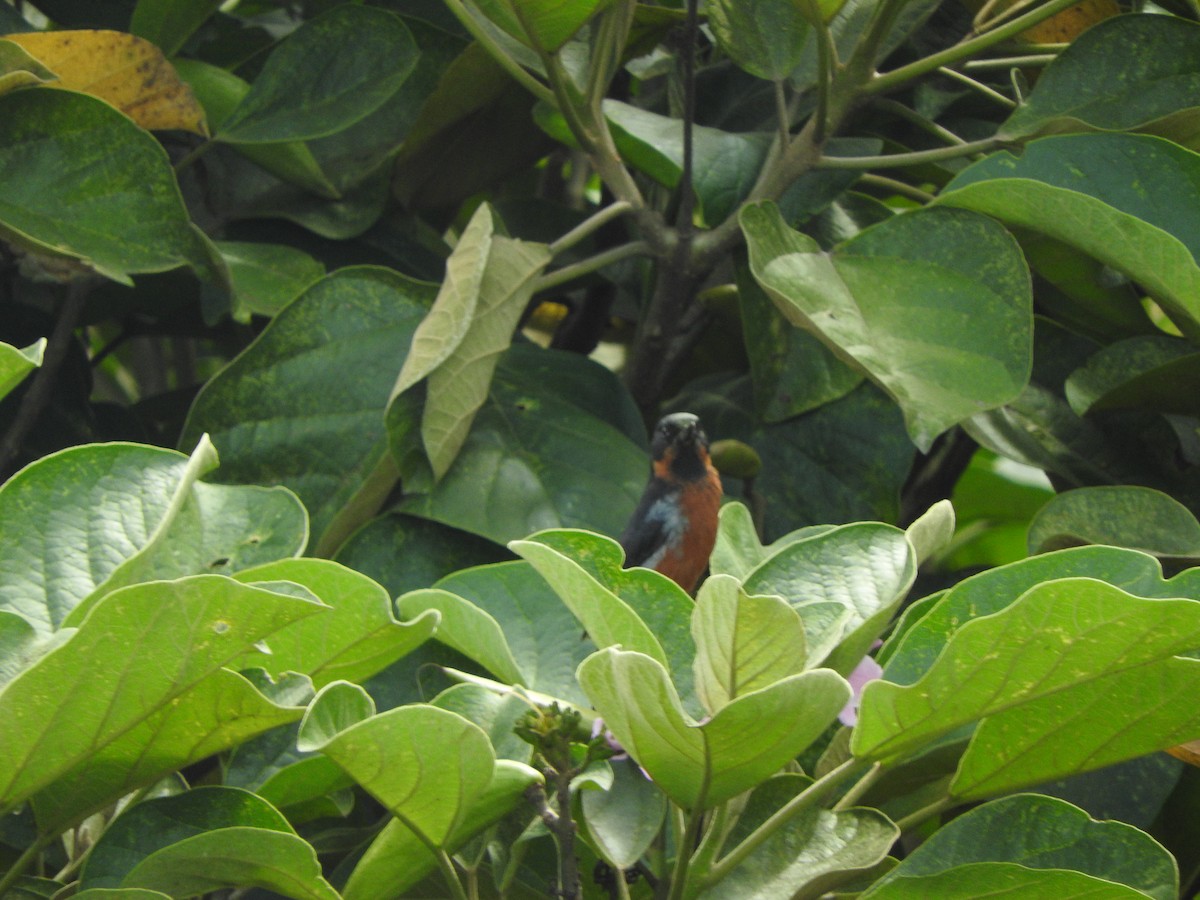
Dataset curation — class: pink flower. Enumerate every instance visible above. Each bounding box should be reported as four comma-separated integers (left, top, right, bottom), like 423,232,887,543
839,653,883,727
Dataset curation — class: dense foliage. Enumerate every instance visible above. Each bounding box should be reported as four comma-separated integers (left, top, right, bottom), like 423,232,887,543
5,0,1200,896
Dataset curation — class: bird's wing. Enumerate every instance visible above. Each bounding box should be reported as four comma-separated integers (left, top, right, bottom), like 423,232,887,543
618,482,681,568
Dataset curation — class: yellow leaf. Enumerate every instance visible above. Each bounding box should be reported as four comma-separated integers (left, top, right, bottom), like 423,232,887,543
1167,740,1200,768
1015,0,1120,43
3,30,207,135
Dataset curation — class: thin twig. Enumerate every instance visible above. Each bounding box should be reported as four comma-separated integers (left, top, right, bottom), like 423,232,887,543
675,0,700,233
961,53,1058,70
535,241,651,293
815,136,999,169
937,66,1017,108
0,278,90,474
872,98,970,146
865,0,1087,95
859,173,936,203
548,201,634,256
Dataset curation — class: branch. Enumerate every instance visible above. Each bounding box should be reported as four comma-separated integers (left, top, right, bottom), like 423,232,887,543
865,0,1089,95
815,136,1000,169
675,0,700,232
441,0,555,104
0,278,90,475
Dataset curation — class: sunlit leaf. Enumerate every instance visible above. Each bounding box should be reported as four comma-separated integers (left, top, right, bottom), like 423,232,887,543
742,201,1032,450
0,338,44,402
578,647,849,809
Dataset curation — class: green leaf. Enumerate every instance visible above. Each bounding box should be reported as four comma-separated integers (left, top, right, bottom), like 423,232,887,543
1028,486,1200,557
74,891,171,899
578,758,667,870
394,344,646,544
426,559,596,705
1001,14,1200,142
938,134,1200,341
700,775,898,899
744,522,916,676
0,39,56,95
0,338,44,401
230,558,438,687
129,0,223,56
511,534,673,670
32,667,308,836
174,58,341,199
692,574,807,714
854,578,1200,770
738,261,863,422
396,587,525,686
0,88,217,285
296,681,376,752
431,682,534,763
578,647,850,809
880,545,1198,679
1065,334,1200,416
218,6,418,143
472,0,614,51
333,512,506,598
707,0,811,80
342,759,539,899
217,241,325,322
863,794,1177,900
301,697,541,897
0,438,307,634
905,499,955,567
304,699,540,838
391,204,552,479
182,266,434,555
0,575,323,818
742,201,1032,451
512,529,700,707
81,786,338,900
864,865,1155,899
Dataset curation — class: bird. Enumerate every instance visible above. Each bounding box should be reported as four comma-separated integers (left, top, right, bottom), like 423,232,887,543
619,412,723,593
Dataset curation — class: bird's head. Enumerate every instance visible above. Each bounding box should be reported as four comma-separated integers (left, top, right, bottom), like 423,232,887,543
651,412,712,482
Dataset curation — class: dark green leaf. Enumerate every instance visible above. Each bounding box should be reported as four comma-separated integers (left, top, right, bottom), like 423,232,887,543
939,134,1200,340
218,6,419,144
395,344,645,544
1028,485,1200,557
0,88,217,285
129,0,223,56
217,241,325,322
81,786,338,900
333,512,507,598
1001,14,1200,142
182,267,434,555
1066,334,1200,416
707,0,811,80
